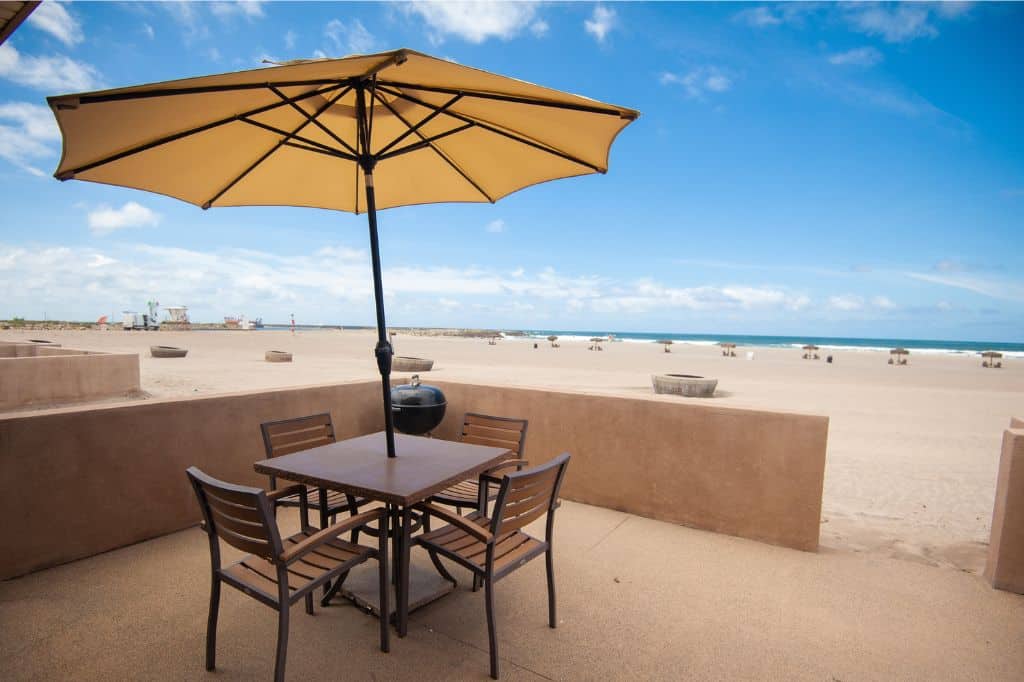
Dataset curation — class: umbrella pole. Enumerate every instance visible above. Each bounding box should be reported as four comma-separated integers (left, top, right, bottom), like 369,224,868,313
363,164,397,457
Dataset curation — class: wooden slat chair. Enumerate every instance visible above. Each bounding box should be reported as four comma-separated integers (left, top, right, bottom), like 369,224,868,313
430,413,529,513
187,467,389,682
415,453,570,680
260,413,365,530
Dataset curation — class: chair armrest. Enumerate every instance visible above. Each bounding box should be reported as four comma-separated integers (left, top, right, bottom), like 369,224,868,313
280,508,386,564
416,502,493,544
266,484,306,502
479,459,529,485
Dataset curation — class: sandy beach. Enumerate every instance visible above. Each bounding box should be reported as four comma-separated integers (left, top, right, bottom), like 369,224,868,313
5,328,1022,573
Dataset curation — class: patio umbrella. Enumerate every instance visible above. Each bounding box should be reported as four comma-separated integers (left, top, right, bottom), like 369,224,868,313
48,48,639,457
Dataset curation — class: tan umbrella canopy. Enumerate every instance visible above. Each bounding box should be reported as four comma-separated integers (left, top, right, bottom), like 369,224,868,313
0,1,38,46
48,48,638,457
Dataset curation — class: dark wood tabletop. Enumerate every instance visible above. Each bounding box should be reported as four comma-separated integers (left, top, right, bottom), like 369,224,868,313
253,431,513,506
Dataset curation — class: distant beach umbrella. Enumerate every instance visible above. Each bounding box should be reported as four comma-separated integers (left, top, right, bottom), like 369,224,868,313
657,339,673,353
547,335,559,347
47,49,638,457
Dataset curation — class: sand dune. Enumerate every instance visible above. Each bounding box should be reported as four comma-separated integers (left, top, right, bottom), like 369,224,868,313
5,328,1022,573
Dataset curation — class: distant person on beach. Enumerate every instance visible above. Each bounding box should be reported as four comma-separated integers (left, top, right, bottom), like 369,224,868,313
290,313,295,334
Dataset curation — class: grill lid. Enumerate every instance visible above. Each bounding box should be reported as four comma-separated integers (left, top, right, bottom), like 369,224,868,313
391,374,446,408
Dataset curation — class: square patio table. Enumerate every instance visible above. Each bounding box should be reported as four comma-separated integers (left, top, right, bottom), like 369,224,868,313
253,431,512,636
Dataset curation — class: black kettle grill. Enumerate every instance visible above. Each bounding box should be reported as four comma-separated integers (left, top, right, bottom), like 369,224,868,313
390,374,447,435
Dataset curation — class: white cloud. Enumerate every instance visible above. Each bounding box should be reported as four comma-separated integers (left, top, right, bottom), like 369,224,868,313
828,46,883,67
660,67,733,100
736,3,971,42
872,296,897,310
827,294,864,311
584,5,616,43
530,19,549,38
142,23,155,40
27,1,84,47
210,1,265,20
325,18,376,55
0,101,61,176
485,219,505,233
404,1,543,44
284,29,297,50
905,271,1024,303
843,4,938,43
0,43,102,92
87,202,162,236
733,7,782,27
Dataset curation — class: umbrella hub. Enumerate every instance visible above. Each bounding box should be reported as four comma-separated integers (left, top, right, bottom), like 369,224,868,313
374,339,393,376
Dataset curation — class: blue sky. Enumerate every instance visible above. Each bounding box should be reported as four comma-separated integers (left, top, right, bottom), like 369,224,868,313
0,1,1022,341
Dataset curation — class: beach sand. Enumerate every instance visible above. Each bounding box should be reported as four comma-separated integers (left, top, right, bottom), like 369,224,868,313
5,328,1022,573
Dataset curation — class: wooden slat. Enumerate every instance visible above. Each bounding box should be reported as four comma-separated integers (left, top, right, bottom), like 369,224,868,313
463,413,524,429
201,482,261,508
204,490,264,524
245,556,324,591
493,536,543,573
218,525,275,558
263,413,331,437
270,438,335,457
209,505,270,539
462,434,519,451
222,563,285,603
504,476,556,504
269,427,331,449
463,422,522,439
500,503,548,533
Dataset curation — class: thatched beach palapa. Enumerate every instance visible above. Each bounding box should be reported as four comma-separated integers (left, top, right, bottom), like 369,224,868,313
982,350,1003,368
889,347,910,365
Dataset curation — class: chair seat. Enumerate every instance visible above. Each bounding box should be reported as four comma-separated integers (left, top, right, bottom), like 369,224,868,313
432,479,499,508
219,529,372,606
418,512,547,577
274,485,364,513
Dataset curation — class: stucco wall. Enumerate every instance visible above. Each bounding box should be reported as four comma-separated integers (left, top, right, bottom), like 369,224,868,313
0,381,383,579
985,423,1024,594
0,350,141,410
430,381,829,552
0,379,828,580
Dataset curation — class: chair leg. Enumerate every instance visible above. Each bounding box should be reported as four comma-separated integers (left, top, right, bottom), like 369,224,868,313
472,574,480,592
205,575,221,671
485,576,499,679
274,604,289,682
320,570,348,608
378,512,390,653
304,593,314,615
546,549,557,628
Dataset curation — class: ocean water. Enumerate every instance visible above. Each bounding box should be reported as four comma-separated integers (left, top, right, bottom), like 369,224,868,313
520,330,1024,358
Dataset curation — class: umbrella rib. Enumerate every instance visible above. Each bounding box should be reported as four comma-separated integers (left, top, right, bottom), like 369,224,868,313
375,93,462,158
376,85,604,174
377,123,474,161
202,87,353,209
267,85,359,157
375,80,637,119
371,90,494,203
237,117,354,158
50,78,358,107
55,82,347,180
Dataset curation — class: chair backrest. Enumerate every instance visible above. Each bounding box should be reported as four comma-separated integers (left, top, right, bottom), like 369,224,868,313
187,466,282,562
460,412,528,458
491,453,570,536
260,412,336,458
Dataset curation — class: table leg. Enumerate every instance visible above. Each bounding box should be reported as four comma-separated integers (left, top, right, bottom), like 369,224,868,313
398,506,413,637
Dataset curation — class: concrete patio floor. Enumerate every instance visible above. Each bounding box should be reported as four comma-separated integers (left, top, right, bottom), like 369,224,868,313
1,501,1022,681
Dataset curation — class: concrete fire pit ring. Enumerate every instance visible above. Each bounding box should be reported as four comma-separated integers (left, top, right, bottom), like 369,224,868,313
265,350,293,363
393,356,434,372
652,373,717,397
150,345,188,358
